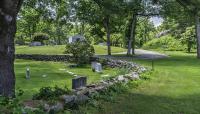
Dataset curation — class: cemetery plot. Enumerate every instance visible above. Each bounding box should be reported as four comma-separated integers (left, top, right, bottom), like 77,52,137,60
15,59,119,100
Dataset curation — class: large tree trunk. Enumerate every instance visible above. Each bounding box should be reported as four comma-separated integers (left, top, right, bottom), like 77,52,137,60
0,0,23,97
195,14,200,58
127,13,137,56
103,15,111,55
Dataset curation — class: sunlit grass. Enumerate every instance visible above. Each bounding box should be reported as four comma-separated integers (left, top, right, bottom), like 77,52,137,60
15,45,126,55
15,59,119,100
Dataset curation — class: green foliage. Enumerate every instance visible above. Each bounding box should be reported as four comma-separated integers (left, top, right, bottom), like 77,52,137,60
140,71,152,80
65,41,95,65
32,33,49,43
0,89,25,113
136,17,156,47
181,26,196,52
143,35,185,51
33,86,70,101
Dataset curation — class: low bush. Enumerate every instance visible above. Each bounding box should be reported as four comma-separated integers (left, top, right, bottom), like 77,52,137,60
65,41,95,65
32,33,49,44
143,35,185,51
32,86,71,101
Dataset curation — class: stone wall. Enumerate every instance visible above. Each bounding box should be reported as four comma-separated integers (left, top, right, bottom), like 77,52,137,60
15,54,73,62
15,54,98,62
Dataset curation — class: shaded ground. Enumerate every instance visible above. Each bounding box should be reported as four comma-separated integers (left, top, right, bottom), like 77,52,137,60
96,49,168,60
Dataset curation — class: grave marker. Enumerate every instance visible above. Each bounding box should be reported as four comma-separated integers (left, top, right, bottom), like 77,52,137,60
72,76,87,89
26,67,30,79
91,62,103,72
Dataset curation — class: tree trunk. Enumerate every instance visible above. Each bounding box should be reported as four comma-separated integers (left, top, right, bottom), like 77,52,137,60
0,0,23,97
103,15,111,55
127,13,137,56
195,14,200,58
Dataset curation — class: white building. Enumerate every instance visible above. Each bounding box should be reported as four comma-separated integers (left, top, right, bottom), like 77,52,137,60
68,34,85,43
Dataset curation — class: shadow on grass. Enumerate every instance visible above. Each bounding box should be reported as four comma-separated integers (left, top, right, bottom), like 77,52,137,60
97,92,200,114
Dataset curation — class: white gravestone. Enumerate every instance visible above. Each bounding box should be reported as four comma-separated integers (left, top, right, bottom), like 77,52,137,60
95,63,102,72
91,62,102,72
91,62,97,70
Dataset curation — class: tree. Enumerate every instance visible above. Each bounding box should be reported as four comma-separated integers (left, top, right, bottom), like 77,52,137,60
76,0,124,55
159,0,200,58
181,26,196,53
125,0,160,55
0,0,23,97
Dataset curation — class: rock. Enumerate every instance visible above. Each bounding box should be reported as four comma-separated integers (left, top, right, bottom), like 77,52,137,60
74,94,89,104
76,88,89,95
130,72,139,79
60,95,76,104
50,102,64,112
86,84,96,88
117,75,125,81
43,103,50,111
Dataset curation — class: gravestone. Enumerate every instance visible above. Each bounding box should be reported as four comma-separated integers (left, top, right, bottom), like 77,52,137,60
91,62,103,72
26,68,30,79
29,41,42,46
95,63,102,72
91,62,97,71
72,76,87,89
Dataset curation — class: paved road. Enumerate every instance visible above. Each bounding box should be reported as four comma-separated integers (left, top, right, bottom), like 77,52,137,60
95,49,168,60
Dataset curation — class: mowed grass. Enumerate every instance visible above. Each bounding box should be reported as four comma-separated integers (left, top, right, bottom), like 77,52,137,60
16,45,126,55
84,51,200,114
15,59,119,100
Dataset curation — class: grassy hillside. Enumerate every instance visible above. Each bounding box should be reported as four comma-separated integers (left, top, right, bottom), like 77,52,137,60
16,45,126,55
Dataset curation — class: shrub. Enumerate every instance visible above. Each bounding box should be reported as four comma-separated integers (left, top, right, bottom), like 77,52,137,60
32,33,49,44
143,35,185,51
64,41,95,65
32,86,71,101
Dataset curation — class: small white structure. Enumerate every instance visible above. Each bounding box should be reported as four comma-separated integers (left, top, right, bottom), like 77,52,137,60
29,41,42,46
91,62,102,72
68,34,85,43
98,42,107,46
26,67,30,79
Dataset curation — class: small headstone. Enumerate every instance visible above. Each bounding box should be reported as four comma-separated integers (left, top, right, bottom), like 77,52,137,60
95,63,102,72
91,62,103,72
91,62,97,71
26,67,30,79
72,76,87,89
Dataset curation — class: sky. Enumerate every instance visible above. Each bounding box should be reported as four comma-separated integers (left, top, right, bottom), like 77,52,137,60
150,17,164,27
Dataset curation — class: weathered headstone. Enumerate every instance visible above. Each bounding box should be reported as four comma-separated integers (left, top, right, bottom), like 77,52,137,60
26,67,30,79
91,62,97,72
91,62,102,72
95,63,102,72
72,76,87,89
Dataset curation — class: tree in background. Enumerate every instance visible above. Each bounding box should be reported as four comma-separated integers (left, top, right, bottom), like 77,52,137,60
181,26,196,53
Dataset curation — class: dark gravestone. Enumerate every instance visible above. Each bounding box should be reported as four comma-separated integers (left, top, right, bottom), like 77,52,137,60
72,76,87,89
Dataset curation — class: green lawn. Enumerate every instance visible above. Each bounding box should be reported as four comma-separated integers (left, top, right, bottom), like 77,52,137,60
16,45,126,55
83,51,200,114
15,59,120,100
